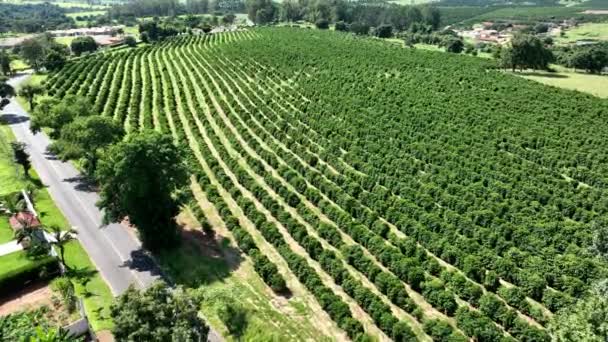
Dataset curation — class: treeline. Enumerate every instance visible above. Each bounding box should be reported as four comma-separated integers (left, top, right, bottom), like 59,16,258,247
106,0,244,21
554,43,608,74
0,3,74,34
438,0,559,5
247,0,441,30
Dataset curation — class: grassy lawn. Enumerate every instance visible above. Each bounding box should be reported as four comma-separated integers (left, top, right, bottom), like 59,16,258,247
9,58,29,72
515,65,608,98
0,217,14,244
63,240,114,331
158,239,332,341
0,250,54,280
556,22,608,44
55,36,77,47
0,123,26,196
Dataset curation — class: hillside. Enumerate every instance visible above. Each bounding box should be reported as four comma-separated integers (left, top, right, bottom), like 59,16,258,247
45,28,608,341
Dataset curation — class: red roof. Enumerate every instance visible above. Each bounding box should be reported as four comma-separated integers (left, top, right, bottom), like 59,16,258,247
9,212,41,230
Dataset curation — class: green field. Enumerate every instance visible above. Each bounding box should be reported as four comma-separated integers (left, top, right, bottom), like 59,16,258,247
44,27,608,340
63,240,114,331
516,65,608,98
556,22,608,44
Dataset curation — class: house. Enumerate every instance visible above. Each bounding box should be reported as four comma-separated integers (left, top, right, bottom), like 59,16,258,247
47,26,124,38
9,211,41,230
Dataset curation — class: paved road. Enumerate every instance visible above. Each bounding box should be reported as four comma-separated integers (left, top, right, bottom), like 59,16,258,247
2,73,223,342
2,73,160,295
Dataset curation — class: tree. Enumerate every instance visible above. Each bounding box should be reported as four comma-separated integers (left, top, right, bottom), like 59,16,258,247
501,34,554,71
30,96,93,138
43,49,67,71
0,51,11,76
246,0,276,24
140,32,150,43
376,25,393,38
569,47,608,74
279,0,302,22
110,281,209,341
96,131,188,251
316,19,329,30
70,36,98,56
445,38,464,54
550,281,608,341
350,22,370,35
335,21,348,32
18,84,45,110
124,36,137,47
10,142,31,177
0,76,15,111
222,13,236,25
56,115,124,175
20,38,46,71
45,225,77,271
421,6,440,30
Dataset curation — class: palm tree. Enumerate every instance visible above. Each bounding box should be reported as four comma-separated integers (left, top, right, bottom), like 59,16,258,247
14,217,44,253
45,225,77,271
18,83,45,110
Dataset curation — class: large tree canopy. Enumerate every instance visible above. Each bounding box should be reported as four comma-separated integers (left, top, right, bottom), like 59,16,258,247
111,281,209,341
30,95,93,138
96,131,188,250
53,115,124,175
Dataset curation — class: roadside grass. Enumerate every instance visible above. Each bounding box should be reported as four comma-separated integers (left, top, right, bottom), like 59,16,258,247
556,22,608,44
63,240,114,331
1,102,113,332
514,65,608,98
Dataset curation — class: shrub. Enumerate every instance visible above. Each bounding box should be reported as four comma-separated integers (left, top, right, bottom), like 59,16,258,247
51,277,77,313
315,19,329,30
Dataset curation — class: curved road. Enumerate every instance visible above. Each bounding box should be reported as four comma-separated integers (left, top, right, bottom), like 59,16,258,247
2,73,221,342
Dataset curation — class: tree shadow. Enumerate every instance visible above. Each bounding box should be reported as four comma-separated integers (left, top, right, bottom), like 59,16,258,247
62,176,97,193
154,227,244,288
43,150,59,161
0,113,29,125
119,248,164,278
517,71,569,78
